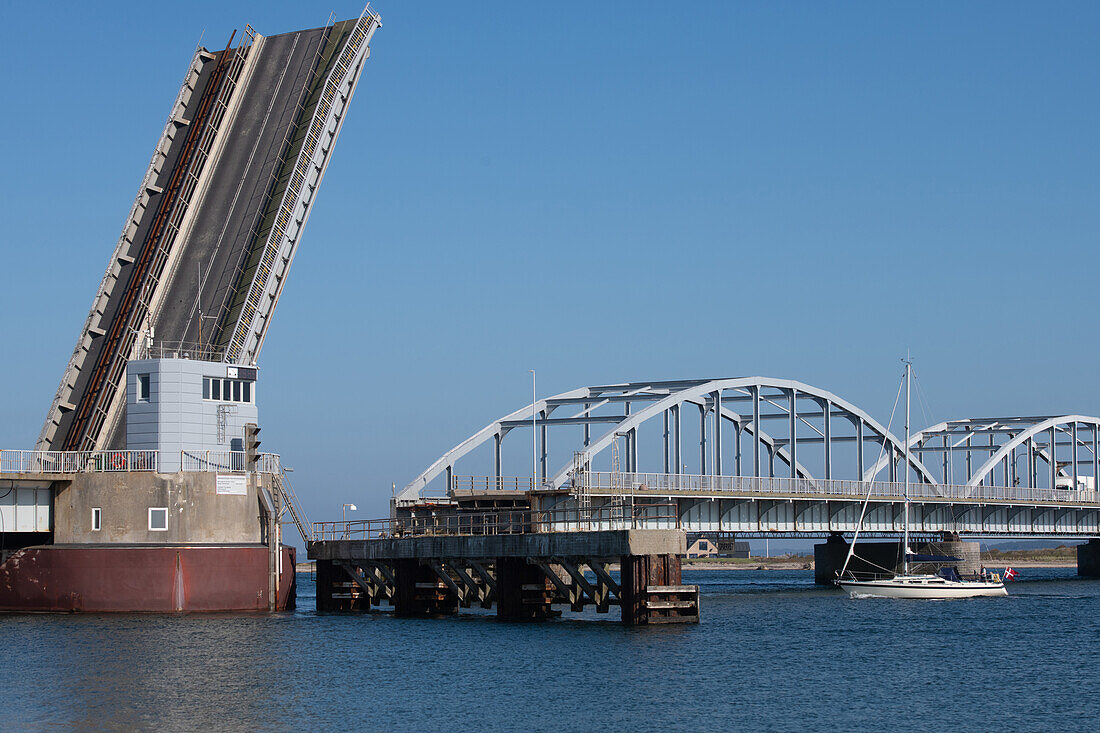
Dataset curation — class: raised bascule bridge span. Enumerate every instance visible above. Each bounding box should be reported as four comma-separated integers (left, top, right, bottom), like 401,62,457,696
0,6,381,614
37,6,381,455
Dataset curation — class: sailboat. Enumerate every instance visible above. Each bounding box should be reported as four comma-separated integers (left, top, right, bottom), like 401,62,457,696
836,359,1007,599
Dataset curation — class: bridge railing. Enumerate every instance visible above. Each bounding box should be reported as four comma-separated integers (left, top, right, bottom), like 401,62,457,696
0,450,159,474
312,501,680,541
179,451,281,474
451,475,538,492
563,472,1100,505
1,449,282,475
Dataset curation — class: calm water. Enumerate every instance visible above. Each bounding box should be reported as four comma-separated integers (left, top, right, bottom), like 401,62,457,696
2,567,1097,731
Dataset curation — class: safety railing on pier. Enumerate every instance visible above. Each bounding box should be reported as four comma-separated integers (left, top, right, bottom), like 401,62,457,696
0,450,158,474
451,475,538,492
1,449,282,475
312,501,680,541
541,471,1100,506
180,451,281,474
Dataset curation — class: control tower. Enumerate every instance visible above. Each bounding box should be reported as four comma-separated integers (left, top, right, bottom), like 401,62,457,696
38,6,381,454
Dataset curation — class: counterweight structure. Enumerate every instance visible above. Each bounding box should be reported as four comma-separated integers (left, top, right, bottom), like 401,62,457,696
38,6,380,453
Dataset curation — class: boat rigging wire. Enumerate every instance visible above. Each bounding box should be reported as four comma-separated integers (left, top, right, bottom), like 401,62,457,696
839,367,906,579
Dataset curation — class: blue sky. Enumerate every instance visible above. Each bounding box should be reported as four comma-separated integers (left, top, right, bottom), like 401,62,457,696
1,1,1098,532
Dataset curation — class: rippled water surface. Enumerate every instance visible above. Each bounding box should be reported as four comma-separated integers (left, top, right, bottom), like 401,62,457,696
2,567,1097,731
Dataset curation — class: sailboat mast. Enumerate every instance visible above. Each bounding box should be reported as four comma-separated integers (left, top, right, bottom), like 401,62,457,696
903,359,911,576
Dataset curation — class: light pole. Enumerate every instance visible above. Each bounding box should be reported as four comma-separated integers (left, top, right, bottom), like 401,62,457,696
530,369,537,489
341,503,357,538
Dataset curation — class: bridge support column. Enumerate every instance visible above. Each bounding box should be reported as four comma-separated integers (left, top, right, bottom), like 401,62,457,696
620,554,698,625
816,535,905,585
316,559,337,611
315,559,368,612
496,558,553,620
925,538,981,576
814,533,851,585
393,559,459,617
815,533,982,584
1077,539,1100,577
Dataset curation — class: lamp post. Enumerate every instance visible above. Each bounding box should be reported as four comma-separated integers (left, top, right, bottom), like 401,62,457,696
342,503,357,538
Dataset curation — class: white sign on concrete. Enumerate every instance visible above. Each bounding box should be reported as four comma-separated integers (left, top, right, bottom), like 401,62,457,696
216,474,248,496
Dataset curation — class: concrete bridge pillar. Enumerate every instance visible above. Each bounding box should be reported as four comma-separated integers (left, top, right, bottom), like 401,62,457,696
496,558,553,620
1077,538,1100,577
393,559,459,617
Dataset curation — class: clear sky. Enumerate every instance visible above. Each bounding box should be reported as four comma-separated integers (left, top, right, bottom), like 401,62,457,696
1,1,1098,534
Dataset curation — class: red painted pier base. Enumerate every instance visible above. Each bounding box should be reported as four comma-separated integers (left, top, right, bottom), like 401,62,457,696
0,544,296,613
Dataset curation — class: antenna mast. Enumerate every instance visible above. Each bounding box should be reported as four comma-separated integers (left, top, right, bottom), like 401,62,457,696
902,355,912,576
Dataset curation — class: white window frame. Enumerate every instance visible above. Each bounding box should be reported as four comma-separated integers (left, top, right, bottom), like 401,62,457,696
137,373,151,402
148,507,169,532
92,507,102,531
203,376,255,404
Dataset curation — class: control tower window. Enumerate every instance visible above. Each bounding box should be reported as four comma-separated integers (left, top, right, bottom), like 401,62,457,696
137,374,150,402
202,377,254,404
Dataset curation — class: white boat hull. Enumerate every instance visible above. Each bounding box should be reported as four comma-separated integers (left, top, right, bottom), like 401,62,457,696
839,576,1008,599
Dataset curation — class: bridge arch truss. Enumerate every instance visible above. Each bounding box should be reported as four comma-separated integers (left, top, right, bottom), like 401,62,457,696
397,377,939,504
864,415,1100,490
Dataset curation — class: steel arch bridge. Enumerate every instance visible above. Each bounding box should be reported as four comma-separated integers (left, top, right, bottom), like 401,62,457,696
395,377,1100,539
398,377,935,502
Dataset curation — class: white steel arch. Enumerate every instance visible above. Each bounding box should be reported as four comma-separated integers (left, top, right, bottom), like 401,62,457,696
863,415,1100,489
397,376,939,503
546,377,938,489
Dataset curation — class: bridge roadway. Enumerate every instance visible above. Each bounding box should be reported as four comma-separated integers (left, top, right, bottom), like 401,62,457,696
519,472,1100,538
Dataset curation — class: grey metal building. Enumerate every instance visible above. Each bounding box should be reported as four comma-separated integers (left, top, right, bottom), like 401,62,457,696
126,357,259,472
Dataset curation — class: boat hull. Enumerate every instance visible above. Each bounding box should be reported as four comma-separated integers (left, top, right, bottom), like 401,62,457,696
0,544,296,612
839,578,1007,599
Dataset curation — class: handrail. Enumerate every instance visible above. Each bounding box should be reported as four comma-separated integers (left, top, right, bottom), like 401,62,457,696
1,449,282,475
311,501,680,541
0,450,158,474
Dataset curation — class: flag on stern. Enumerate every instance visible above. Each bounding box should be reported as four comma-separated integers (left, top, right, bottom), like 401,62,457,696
1004,567,1019,581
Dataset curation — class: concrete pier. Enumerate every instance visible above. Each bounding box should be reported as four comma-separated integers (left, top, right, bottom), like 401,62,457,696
309,529,699,625
1078,538,1100,577
814,533,981,584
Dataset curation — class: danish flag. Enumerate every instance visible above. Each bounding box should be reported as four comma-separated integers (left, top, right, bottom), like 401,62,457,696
1004,567,1019,581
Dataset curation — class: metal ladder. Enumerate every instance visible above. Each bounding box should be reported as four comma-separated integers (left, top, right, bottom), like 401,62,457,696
272,468,312,543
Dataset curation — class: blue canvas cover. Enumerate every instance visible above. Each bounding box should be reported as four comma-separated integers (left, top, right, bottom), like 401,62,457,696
937,566,963,582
